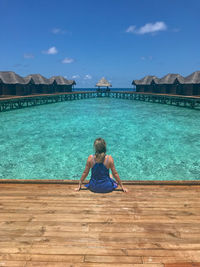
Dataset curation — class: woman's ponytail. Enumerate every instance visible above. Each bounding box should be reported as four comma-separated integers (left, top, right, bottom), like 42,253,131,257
94,138,106,163
95,152,105,163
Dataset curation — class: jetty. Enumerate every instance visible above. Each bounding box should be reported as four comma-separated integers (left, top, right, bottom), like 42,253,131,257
0,71,200,111
96,77,112,92
0,179,200,266
0,91,200,112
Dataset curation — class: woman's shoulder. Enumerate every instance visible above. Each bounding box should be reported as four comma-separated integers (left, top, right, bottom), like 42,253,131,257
87,155,94,168
106,155,114,165
88,155,94,161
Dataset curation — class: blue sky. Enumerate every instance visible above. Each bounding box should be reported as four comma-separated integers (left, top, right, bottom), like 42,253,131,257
1,0,200,88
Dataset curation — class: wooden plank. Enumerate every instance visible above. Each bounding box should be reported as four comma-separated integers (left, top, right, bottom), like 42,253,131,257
165,264,200,267
0,254,82,262
0,194,198,201
1,206,200,214
2,186,200,194
2,213,200,223
1,207,200,217
28,245,125,256
29,242,200,250
0,261,27,267
24,263,164,267
3,250,198,264
0,221,89,232
84,255,142,263
143,256,199,263
1,179,200,185
3,231,199,243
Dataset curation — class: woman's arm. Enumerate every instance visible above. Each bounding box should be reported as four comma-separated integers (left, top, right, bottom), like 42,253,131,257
75,156,91,191
110,156,128,193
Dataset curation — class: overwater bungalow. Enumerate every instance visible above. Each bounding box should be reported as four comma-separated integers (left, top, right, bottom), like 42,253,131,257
0,71,76,96
25,74,52,94
96,77,112,92
153,74,185,95
0,71,27,96
184,71,200,95
132,71,200,96
133,76,157,93
49,76,76,93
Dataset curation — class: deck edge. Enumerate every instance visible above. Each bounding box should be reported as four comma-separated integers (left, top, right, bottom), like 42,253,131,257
0,179,200,185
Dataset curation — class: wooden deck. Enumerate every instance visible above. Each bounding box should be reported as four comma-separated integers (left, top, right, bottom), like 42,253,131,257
0,181,200,266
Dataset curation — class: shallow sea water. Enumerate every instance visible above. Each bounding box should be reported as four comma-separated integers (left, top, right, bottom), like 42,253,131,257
0,97,199,180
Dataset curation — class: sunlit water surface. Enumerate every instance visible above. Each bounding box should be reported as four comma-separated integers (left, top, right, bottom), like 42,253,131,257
0,98,199,180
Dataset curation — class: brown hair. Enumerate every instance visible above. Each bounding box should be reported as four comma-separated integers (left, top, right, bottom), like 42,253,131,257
94,138,106,163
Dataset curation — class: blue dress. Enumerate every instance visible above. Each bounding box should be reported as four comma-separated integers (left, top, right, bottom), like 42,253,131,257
84,155,118,193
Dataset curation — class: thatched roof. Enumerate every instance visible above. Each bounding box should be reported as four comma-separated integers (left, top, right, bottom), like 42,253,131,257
96,77,112,87
151,77,160,84
49,76,68,85
157,74,184,84
184,71,200,84
132,75,157,85
67,80,76,86
25,74,50,85
0,71,25,84
49,76,75,86
23,76,35,84
132,71,200,86
0,71,76,86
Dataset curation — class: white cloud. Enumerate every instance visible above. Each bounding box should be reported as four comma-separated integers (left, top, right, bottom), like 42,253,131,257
141,56,153,61
43,46,58,55
52,28,66,34
138,22,167,34
84,74,92,80
62,57,74,64
72,75,80,79
126,25,136,33
24,53,34,59
126,21,167,35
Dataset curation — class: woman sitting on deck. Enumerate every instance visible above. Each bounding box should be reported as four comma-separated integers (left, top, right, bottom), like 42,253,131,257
75,138,128,193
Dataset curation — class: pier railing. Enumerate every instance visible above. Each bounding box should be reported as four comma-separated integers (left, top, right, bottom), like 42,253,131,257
0,91,200,112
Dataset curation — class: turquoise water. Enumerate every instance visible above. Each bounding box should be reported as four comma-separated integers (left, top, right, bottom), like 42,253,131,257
0,98,199,180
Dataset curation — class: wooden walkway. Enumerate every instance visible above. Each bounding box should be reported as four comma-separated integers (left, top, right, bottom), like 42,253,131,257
0,181,200,266
0,91,200,112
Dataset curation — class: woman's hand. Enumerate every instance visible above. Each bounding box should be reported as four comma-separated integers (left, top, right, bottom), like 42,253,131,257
74,184,81,191
76,156,91,192
122,186,128,193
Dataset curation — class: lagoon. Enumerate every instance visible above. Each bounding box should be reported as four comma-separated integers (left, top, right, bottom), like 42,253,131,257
0,97,199,180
